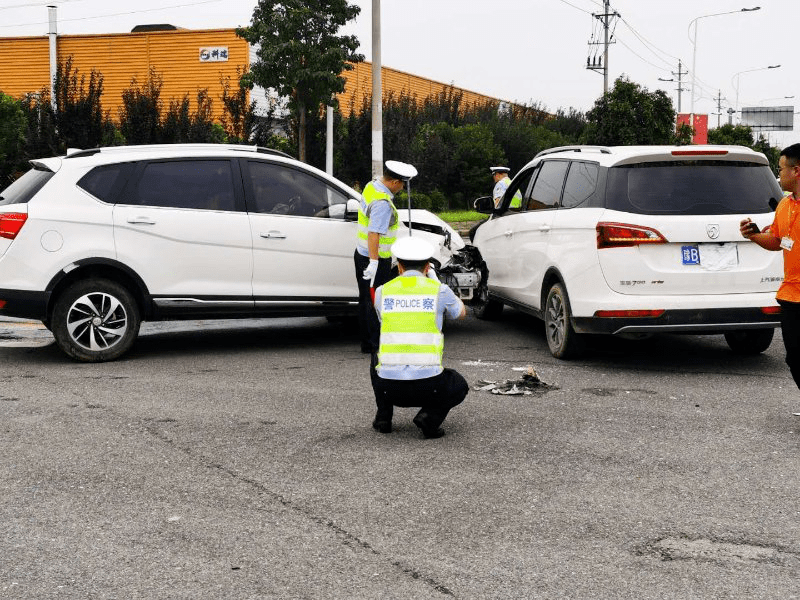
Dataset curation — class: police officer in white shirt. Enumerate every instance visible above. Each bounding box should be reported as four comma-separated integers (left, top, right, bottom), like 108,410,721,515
370,236,469,439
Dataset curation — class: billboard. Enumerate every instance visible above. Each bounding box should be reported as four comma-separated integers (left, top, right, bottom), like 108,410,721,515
677,113,709,144
740,106,794,131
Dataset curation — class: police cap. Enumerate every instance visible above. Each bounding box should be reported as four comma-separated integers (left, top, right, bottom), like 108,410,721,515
391,236,434,262
490,166,510,174
385,160,418,180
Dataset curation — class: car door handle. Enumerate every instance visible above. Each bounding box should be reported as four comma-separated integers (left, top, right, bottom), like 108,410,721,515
127,217,156,225
260,231,287,239
539,225,551,232
504,230,513,238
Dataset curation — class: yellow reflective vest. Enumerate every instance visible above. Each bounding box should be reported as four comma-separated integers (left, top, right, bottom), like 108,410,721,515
357,182,398,259
377,276,443,372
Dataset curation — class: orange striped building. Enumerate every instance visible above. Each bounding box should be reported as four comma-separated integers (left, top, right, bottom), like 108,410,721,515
0,28,511,122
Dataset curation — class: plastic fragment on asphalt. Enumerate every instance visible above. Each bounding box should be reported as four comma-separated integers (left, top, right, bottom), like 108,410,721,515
473,366,556,395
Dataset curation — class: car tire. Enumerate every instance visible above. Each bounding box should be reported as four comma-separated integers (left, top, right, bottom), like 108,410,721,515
544,282,585,359
51,278,141,362
724,329,774,355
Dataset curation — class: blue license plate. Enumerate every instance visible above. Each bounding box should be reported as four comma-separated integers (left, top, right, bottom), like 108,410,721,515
682,245,700,265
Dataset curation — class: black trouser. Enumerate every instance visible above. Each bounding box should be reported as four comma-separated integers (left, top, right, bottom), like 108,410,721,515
354,250,393,352
778,300,800,390
370,354,469,428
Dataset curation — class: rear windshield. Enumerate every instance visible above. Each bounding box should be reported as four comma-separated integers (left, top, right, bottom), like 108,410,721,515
0,166,54,206
606,161,782,215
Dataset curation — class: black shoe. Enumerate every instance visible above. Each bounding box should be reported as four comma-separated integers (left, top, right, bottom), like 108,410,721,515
413,412,445,439
372,418,392,433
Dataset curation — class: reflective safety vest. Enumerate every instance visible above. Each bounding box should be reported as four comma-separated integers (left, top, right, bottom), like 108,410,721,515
357,182,398,259
377,276,443,371
503,176,523,209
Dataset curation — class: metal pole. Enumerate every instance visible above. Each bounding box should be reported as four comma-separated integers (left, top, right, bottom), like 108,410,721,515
325,105,333,175
371,0,383,179
603,0,609,94
48,5,57,113
407,179,412,236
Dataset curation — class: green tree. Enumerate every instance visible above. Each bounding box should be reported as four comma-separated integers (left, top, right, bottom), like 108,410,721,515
220,68,257,143
583,76,676,145
0,92,26,184
119,68,163,145
237,0,363,163
52,56,107,150
707,123,754,146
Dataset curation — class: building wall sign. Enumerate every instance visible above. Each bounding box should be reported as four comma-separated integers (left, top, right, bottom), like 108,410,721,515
199,47,228,62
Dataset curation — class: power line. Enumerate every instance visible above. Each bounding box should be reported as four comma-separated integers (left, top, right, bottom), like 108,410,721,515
0,0,226,28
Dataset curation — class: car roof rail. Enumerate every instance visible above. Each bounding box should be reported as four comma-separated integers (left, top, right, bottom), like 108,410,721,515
534,145,612,159
255,147,294,159
62,144,295,160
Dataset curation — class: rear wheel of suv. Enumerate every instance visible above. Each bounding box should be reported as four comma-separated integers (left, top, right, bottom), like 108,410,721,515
724,329,774,355
544,282,585,359
52,278,141,362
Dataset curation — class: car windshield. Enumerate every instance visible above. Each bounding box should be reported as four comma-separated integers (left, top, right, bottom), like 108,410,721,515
0,166,55,206
606,161,782,215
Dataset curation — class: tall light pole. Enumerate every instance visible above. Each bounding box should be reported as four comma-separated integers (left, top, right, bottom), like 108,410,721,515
733,65,781,116
688,6,760,121
371,0,382,178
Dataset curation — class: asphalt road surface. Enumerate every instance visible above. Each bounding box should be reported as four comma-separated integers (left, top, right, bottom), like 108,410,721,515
2,311,799,599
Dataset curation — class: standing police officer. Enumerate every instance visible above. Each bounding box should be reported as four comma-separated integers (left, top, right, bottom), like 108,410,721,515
490,166,522,209
355,161,415,354
370,236,469,438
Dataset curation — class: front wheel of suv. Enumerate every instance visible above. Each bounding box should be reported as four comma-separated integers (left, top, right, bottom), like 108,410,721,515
544,282,585,359
724,329,774,355
51,278,141,362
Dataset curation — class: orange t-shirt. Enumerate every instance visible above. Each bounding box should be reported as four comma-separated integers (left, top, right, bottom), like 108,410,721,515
769,194,800,302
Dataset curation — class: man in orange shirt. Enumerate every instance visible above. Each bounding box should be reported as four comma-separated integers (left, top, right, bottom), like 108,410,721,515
741,143,800,405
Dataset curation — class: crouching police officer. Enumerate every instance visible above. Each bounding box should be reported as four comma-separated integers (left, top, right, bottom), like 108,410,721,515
370,236,469,438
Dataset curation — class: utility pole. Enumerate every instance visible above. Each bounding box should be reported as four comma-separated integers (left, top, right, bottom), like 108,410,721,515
586,0,618,94
371,0,382,178
658,60,688,113
714,90,724,128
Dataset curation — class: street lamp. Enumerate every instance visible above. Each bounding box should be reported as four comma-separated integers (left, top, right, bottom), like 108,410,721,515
732,65,781,114
688,6,760,119
759,95,795,105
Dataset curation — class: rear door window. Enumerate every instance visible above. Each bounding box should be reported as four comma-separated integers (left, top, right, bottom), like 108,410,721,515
0,167,54,205
527,160,568,210
129,160,237,211
561,162,599,209
606,161,781,215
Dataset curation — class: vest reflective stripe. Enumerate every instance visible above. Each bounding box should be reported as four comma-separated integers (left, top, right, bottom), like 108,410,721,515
504,176,523,209
357,183,398,258
378,276,443,370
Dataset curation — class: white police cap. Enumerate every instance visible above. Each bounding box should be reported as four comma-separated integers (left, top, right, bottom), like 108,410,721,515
385,160,418,180
391,236,434,262
490,166,510,174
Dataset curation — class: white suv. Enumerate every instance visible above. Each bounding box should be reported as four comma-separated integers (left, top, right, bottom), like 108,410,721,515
0,144,479,362
471,145,784,358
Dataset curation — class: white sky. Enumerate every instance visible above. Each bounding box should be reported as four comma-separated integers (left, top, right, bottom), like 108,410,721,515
1,0,795,147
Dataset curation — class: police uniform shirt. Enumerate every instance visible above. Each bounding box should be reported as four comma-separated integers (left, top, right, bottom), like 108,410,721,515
493,176,510,203
356,179,396,258
374,270,464,380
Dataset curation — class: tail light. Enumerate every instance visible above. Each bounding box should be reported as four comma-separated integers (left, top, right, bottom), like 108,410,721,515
761,306,781,315
596,222,668,249
0,213,27,240
671,149,728,156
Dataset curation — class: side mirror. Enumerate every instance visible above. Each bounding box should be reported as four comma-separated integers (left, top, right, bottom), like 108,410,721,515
345,198,360,221
474,196,495,214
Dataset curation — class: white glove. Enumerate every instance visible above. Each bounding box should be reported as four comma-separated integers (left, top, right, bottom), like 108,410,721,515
362,259,379,282
426,267,439,282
